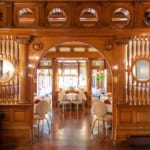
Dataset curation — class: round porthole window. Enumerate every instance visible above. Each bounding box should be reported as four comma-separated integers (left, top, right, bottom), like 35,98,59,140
112,8,130,28
144,9,150,26
0,59,15,83
132,59,150,82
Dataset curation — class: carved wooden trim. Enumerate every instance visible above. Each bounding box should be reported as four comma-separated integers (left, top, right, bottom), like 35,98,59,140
5,2,13,27
113,35,131,45
104,40,113,50
15,35,32,45
32,41,43,51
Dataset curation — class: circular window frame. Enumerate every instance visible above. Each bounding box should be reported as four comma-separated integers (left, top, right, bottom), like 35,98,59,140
0,59,15,83
112,8,131,28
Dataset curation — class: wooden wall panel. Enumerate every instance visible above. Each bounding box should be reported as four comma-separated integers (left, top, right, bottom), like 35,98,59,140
136,111,149,123
119,111,132,124
13,3,39,27
0,1,150,29
14,111,25,122
0,4,7,27
45,2,71,27
1,110,12,122
0,127,32,144
1,0,150,146
115,104,150,143
0,105,32,145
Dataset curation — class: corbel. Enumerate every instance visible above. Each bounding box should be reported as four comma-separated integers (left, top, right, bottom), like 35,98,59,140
113,35,131,45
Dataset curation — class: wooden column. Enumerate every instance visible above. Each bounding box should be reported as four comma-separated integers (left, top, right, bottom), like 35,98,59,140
52,58,58,107
15,36,31,103
86,59,92,107
38,2,45,27
5,2,13,27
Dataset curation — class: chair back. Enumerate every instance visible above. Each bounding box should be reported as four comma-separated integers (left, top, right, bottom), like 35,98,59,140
92,100,107,118
76,92,86,101
44,96,51,111
36,100,49,117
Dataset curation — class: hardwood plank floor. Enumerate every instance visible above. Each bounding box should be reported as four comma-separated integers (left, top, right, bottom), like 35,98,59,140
1,107,150,150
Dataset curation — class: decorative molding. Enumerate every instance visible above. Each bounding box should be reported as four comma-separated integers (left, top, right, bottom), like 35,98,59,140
15,35,32,45
104,40,113,50
133,1,143,7
113,35,131,45
32,41,43,51
101,2,112,7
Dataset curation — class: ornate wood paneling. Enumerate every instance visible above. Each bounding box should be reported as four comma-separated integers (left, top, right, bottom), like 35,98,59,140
0,35,20,104
0,105,32,145
0,1,150,29
0,0,150,146
126,36,150,105
13,3,39,27
115,104,150,142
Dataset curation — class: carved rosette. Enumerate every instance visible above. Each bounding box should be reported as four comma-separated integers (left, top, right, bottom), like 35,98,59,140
32,41,43,51
104,40,113,50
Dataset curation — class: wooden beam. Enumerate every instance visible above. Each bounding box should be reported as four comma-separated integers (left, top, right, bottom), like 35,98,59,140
43,52,101,59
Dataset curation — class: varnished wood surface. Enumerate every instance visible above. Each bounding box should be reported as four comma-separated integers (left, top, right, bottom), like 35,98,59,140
1,107,150,150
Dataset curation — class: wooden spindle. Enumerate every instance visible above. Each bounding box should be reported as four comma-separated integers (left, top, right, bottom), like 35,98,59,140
147,82,150,103
143,39,147,56
10,36,14,61
6,35,9,58
8,36,11,59
133,81,137,105
10,80,13,98
135,39,138,57
140,39,143,56
148,38,150,56
131,39,134,60
0,85,2,99
137,82,141,105
142,83,145,105
0,37,2,55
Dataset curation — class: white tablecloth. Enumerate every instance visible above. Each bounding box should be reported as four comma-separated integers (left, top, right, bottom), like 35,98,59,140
64,93,86,101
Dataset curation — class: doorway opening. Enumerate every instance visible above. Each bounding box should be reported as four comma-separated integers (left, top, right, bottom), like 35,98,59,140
32,42,112,138
34,41,112,108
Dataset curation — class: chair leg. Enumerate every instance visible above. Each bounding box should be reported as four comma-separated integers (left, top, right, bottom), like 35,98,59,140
82,102,84,110
77,104,79,112
37,120,40,137
102,120,105,129
97,120,100,132
48,112,52,125
63,104,65,112
41,120,44,136
70,103,72,110
45,118,51,133
91,119,98,134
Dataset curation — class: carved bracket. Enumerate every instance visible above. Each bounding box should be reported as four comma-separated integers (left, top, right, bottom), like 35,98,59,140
104,40,113,51
15,35,33,45
113,35,131,45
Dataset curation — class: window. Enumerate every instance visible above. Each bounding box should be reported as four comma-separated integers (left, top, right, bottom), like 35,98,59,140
37,69,52,96
57,60,87,90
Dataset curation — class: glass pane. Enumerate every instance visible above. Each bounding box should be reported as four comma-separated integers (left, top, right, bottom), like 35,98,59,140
37,69,52,96
0,59,15,82
64,69,70,75
70,69,77,75
136,60,150,81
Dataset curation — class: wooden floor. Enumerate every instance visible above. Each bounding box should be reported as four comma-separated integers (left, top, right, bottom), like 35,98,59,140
2,107,150,150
